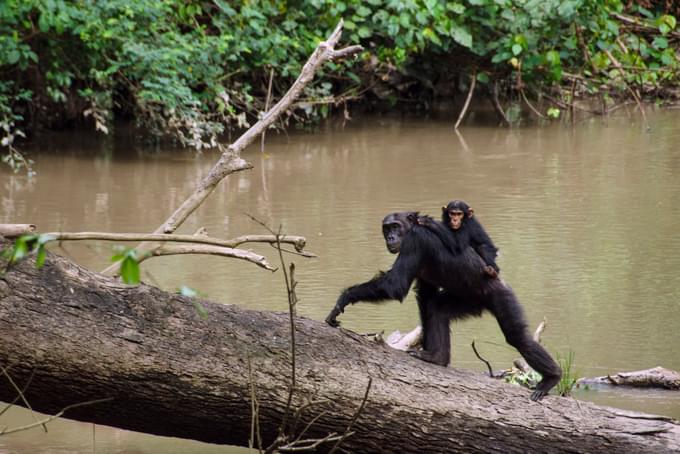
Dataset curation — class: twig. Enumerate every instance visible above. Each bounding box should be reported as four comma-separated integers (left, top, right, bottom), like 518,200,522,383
611,12,680,39
454,70,476,129
247,355,263,453
328,377,372,454
1,365,47,433
245,214,300,443
0,398,113,436
293,409,329,444
471,340,494,378
268,246,317,259
279,433,346,452
277,230,298,437
520,89,546,119
569,76,577,123
261,67,275,153
0,369,36,418
603,49,649,128
489,81,510,126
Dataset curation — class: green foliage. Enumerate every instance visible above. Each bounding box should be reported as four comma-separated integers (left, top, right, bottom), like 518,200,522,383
1,234,54,270
504,368,542,389
0,0,678,167
111,246,141,285
556,350,578,397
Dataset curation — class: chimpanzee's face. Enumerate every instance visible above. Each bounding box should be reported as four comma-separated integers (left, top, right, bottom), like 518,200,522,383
447,210,464,230
382,212,417,254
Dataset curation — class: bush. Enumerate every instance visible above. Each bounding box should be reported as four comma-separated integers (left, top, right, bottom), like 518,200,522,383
1,0,678,168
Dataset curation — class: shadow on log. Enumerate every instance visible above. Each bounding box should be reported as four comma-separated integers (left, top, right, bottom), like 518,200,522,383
1,247,680,452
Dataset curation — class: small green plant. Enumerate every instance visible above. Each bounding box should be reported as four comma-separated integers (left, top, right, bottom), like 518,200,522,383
1,233,54,271
505,368,542,389
111,246,142,285
556,350,578,397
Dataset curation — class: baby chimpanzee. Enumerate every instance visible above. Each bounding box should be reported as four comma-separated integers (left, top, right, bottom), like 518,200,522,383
439,200,500,278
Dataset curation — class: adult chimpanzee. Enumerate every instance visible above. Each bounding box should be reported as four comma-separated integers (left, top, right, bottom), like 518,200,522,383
440,200,500,278
325,212,562,401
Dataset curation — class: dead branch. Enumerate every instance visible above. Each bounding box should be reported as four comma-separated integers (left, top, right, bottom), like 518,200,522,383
0,224,36,238
578,367,680,390
454,70,477,129
41,231,308,251
147,244,276,271
101,20,362,276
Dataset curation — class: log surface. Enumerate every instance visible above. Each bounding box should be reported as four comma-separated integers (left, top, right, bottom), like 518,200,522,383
1,248,679,452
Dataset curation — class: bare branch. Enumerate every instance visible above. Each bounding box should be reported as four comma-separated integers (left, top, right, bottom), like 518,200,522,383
101,20,361,276
146,244,276,271
44,231,308,252
0,224,35,238
454,70,477,129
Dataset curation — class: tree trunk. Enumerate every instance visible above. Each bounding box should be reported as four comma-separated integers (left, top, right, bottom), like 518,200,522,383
1,248,679,452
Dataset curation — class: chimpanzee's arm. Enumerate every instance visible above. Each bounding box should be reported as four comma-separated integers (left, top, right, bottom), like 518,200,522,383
325,233,423,327
469,220,500,272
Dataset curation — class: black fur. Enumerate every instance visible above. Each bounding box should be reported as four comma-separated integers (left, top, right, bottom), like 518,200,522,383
439,200,500,274
325,211,561,401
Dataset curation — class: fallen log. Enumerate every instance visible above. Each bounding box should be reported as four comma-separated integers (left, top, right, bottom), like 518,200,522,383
578,367,680,390
1,248,679,452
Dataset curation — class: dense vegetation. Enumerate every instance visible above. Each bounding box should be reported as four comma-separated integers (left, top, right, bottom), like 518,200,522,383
1,0,678,171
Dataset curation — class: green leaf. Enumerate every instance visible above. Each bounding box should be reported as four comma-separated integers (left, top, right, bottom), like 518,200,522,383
546,50,560,66
120,255,140,285
657,14,677,32
450,25,472,48
357,26,371,39
652,36,668,50
356,6,371,17
7,50,20,65
476,72,490,83
447,3,465,14
36,247,47,268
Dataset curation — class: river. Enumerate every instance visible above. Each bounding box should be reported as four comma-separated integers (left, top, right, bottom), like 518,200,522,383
1,109,679,452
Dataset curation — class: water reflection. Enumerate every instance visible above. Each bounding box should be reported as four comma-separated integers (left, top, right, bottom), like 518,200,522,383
1,110,680,451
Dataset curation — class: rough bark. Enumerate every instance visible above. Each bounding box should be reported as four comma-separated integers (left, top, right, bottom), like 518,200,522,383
1,249,679,453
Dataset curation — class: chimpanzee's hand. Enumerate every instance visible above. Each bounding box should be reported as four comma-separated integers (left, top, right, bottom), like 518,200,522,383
484,265,498,278
325,304,343,327
325,295,350,327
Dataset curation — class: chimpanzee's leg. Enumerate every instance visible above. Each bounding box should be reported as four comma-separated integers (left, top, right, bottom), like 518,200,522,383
487,283,562,401
411,281,451,367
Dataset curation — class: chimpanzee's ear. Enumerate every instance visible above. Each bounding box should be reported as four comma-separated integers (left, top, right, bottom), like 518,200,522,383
467,207,475,218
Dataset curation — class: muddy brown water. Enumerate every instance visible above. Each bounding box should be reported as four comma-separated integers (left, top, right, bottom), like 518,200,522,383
1,110,679,452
